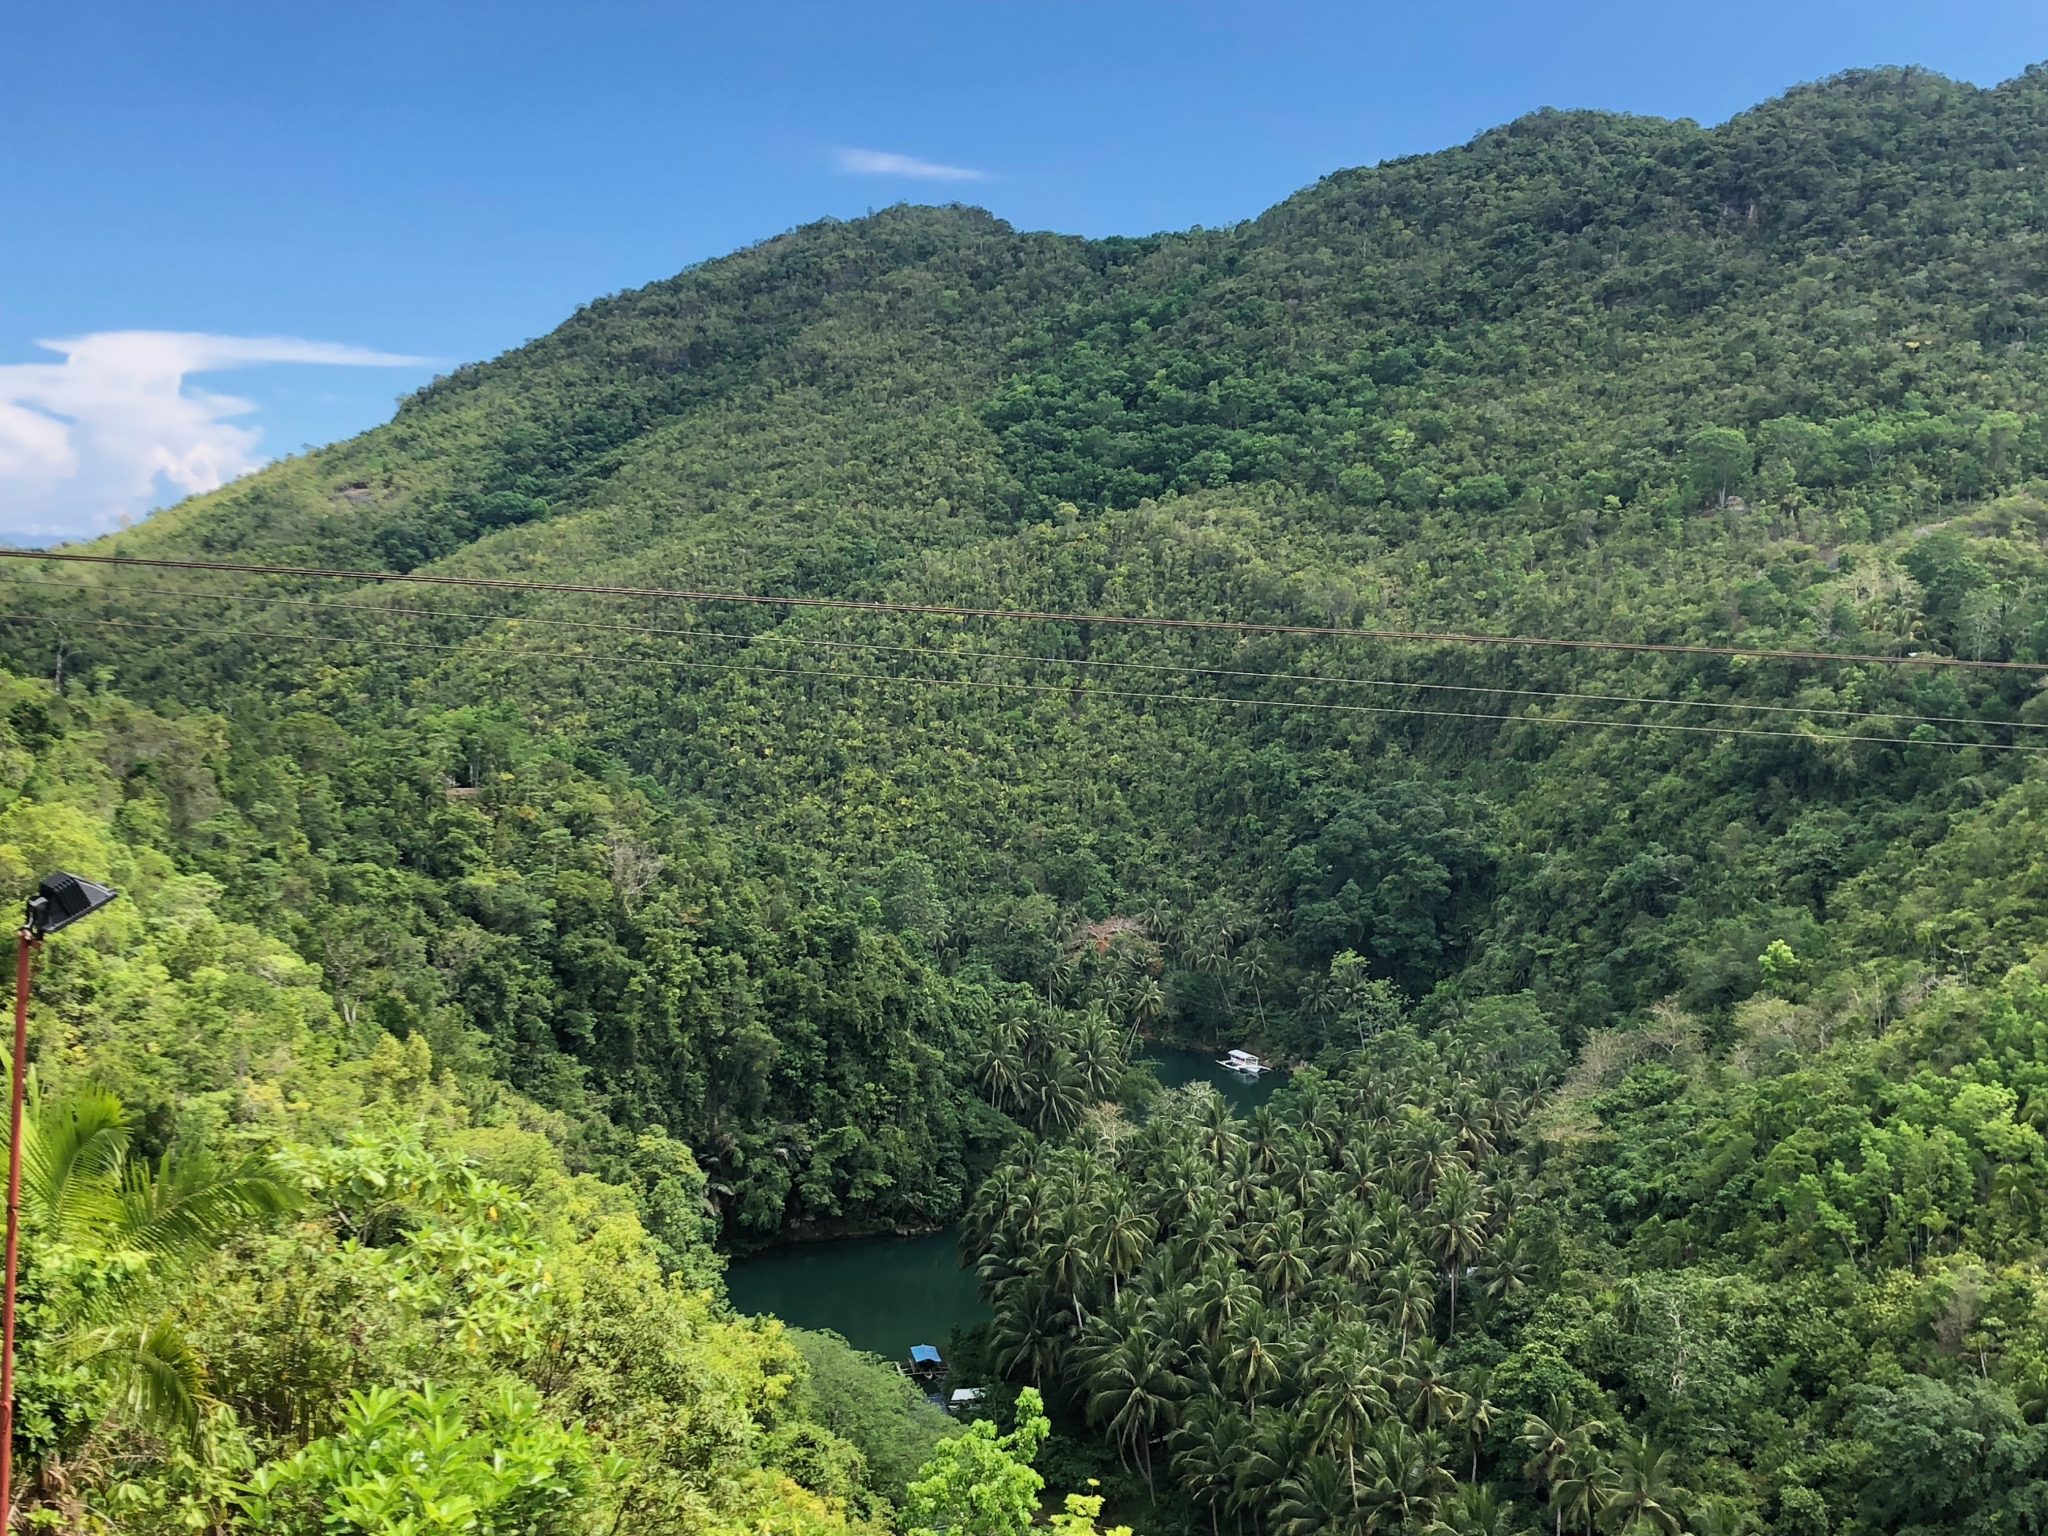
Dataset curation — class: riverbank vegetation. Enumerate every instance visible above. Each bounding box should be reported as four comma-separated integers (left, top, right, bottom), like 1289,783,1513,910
969,927,2048,1531
0,688,1105,1530
0,61,2046,1531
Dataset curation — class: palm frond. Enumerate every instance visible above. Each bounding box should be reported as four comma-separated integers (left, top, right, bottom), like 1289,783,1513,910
128,1314,207,1441
71,1313,210,1443
23,1079,129,1246
115,1150,298,1265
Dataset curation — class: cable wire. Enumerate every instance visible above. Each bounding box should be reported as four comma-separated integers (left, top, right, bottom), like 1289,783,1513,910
2,571,2038,737
5,548,2041,673
4,608,2040,754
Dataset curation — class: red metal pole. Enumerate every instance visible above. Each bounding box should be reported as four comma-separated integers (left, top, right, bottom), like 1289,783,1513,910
1,929,34,1531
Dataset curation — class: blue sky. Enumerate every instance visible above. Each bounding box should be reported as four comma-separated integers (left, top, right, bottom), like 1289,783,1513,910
5,0,2045,544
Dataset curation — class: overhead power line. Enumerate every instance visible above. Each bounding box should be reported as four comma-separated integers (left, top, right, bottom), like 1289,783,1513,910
4,549,2042,673
4,608,2042,755
2,572,2040,738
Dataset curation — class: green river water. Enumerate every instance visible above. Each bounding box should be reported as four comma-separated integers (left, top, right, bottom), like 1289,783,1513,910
723,1046,1282,1360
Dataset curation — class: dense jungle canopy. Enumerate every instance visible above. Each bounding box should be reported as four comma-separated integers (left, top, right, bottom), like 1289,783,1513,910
1,62,2046,1534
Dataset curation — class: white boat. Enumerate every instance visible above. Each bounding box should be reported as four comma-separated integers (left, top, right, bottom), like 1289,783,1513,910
1216,1048,1266,1077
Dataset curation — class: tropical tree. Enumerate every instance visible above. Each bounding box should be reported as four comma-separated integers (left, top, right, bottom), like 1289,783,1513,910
1193,1092,1245,1164
1090,1188,1155,1305
1396,1339,1468,1432
1550,1442,1615,1536
975,1018,1028,1115
1173,1399,1253,1536
1427,1165,1491,1338
988,1274,1070,1384
1126,974,1169,1040
1458,1367,1500,1483
1517,1411,1575,1536
1322,1204,1383,1287
1601,1436,1686,1534
905,1386,1052,1536
1424,1483,1538,1536
1071,1005,1126,1100
1253,1210,1314,1316
1377,1261,1436,1349
20,1080,292,1447
1084,1326,1188,1497
239,1381,588,1536
1477,1225,1536,1314
1308,1334,1391,1496
1223,1305,1283,1404
1358,1419,1453,1532
1273,1452,1354,1536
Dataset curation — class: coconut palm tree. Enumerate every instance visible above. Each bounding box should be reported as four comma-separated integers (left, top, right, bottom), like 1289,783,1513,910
974,1014,1029,1114
1601,1436,1686,1534
1152,1152,1213,1234
1422,1483,1535,1536
1399,1123,1463,1202
988,1272,1070,1383
1357,1419,1453,1532
1517,1409,1574,1536
1459,1366,1501,1482
1223,1303,1283,1405
1193,1091,1245,1164
1127,973,1169,1038
1071,1004,1126,1100
1231,946,1274,1031
1010,1170,1058,1245
1298,970,1338,1025
1089,1188,1155,1305
1247,1106,1287,1176
1273,1452,1355,1536
1253,1209,1314,1318
1173,1191,1235,1275
1085,1327,1188,1498
1026,1056,1087,1133
1189,1259,1260,1351
1320,1203,1383,1287
1478,1224,1536,1314
1189,929,1236,1018
1376,1261,1436,1351
1044,1221,1097,1326
961,1163,1023,1253
972,1224,1029,1292
1044,951,1082,1005
1335,1142,1379,1203
1308,1337,1391,1497
1549,1442,1615,1536
1242,1408,1319,1511
1137,901,1179,944
1220,1142,1261,1218
1395,1338,1468,1432
1684,1494,1760,1536
1173,1399,1253,1536
1427,1164,1491,1338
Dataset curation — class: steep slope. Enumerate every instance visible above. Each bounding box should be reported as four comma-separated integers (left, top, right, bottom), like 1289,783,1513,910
5,64,2048,1235
10,60,2048,1535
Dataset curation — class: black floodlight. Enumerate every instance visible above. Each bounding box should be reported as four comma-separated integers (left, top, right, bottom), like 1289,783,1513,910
23,872,117,938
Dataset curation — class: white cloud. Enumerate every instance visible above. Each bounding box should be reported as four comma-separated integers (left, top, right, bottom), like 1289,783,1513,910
833,147,988,182
0,331,431,546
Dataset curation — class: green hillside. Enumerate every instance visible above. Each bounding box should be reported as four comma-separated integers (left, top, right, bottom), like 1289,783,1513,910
4,62,2048,1532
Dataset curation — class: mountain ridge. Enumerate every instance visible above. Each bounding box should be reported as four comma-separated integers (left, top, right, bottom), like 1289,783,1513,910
100,64,2046,579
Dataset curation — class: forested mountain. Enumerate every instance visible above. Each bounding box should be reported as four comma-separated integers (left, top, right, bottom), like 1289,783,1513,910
4,62,2048,1533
